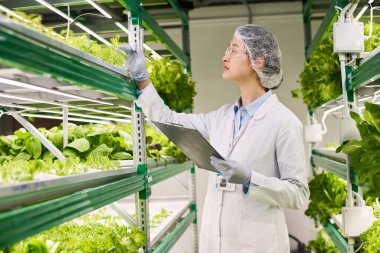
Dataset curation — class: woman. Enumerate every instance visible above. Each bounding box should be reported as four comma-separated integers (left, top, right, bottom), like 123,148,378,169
121,24,310,253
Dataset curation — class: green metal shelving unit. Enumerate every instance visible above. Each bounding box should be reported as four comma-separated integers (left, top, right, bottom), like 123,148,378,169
0,17,137,101
0,167,136,212
311,150,347,180
304,0,348,60
0,174,145,247
324,222,349,253
148,161,193,187
305,3,337,60
348,50,380,91
0,0,198,251
303,1,379,252
153,210,196,253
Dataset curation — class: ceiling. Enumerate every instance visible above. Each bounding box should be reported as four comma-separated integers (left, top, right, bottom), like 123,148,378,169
0,0,334,34
0,0,342,55
0,0,333,25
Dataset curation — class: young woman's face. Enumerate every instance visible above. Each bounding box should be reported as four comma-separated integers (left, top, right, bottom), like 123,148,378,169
222,36,253,81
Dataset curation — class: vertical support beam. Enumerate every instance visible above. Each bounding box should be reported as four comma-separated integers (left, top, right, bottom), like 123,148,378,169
189,166,198,253
345,65,354,103
129,7,150,251
303,0,313,59
303,0,316,173
62,106,68,147
336,4,355,251
133,102,150,251
181,10,191,73
128,10,141,47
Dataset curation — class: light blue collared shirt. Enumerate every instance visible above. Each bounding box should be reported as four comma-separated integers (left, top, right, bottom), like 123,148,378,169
233,90,272,137
233,90,272,194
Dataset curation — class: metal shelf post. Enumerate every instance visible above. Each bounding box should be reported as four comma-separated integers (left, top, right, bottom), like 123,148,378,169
129,4,150,250
189,166,198,253
133,100,150,252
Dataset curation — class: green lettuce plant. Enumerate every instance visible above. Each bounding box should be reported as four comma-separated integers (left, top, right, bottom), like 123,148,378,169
360,219,380,252
307,230,339,253
293,37,341,109
336,102,380,197
305,171,347,226
293,21,380,109
147,57,196,112
4,209,146,253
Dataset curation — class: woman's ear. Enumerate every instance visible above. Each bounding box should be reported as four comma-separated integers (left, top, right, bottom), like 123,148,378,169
251,57,264,70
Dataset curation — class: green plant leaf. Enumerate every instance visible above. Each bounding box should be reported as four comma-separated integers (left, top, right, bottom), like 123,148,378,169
89,144,113,157
112,152,132,160
341,140,362,154
25,137,42,159
14,152,32,161
65,138,90,153
364,102,380,134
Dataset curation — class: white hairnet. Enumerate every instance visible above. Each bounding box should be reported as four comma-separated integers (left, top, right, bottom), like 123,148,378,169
234,24,283,89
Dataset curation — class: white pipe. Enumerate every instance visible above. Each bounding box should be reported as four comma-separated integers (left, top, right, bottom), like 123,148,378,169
339,1,354,23
355,5,369,21
35,0,74,22
321,105,344,134
347,0,359,20
85,0,112,19
35,0,110,46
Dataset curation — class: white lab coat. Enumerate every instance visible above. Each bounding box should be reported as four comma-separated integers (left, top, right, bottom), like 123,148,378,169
136,83,310,253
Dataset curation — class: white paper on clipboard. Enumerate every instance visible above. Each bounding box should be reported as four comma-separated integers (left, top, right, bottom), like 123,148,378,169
152,121,224,172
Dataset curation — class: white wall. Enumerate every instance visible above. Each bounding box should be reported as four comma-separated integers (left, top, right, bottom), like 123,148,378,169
152,2,340,252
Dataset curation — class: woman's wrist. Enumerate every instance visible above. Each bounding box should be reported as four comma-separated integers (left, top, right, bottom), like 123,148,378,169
137,79,150,90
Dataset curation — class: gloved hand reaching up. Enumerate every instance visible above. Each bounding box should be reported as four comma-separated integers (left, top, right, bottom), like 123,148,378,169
118,43,148,81
210,156,251,185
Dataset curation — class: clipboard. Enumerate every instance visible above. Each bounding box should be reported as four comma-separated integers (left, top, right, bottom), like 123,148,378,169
152,121,224,172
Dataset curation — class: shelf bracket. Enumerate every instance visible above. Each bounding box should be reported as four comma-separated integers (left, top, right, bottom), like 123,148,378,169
7,108,65,161
109,202,137,227
174,175,189,190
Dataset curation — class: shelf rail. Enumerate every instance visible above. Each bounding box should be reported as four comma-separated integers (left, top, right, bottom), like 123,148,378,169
152,209,196,253
0,175,145,248
0,15,136,101
324,222,349,253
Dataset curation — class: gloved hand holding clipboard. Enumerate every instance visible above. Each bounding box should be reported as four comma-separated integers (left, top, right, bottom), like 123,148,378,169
152,121,224,172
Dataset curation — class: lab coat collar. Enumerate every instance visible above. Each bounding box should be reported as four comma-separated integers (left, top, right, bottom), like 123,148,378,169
252,93,278,120
233,90,273,118
241,93,278,134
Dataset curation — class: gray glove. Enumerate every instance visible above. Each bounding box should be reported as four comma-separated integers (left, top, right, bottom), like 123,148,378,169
210,156,251,185
118,43,148,81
